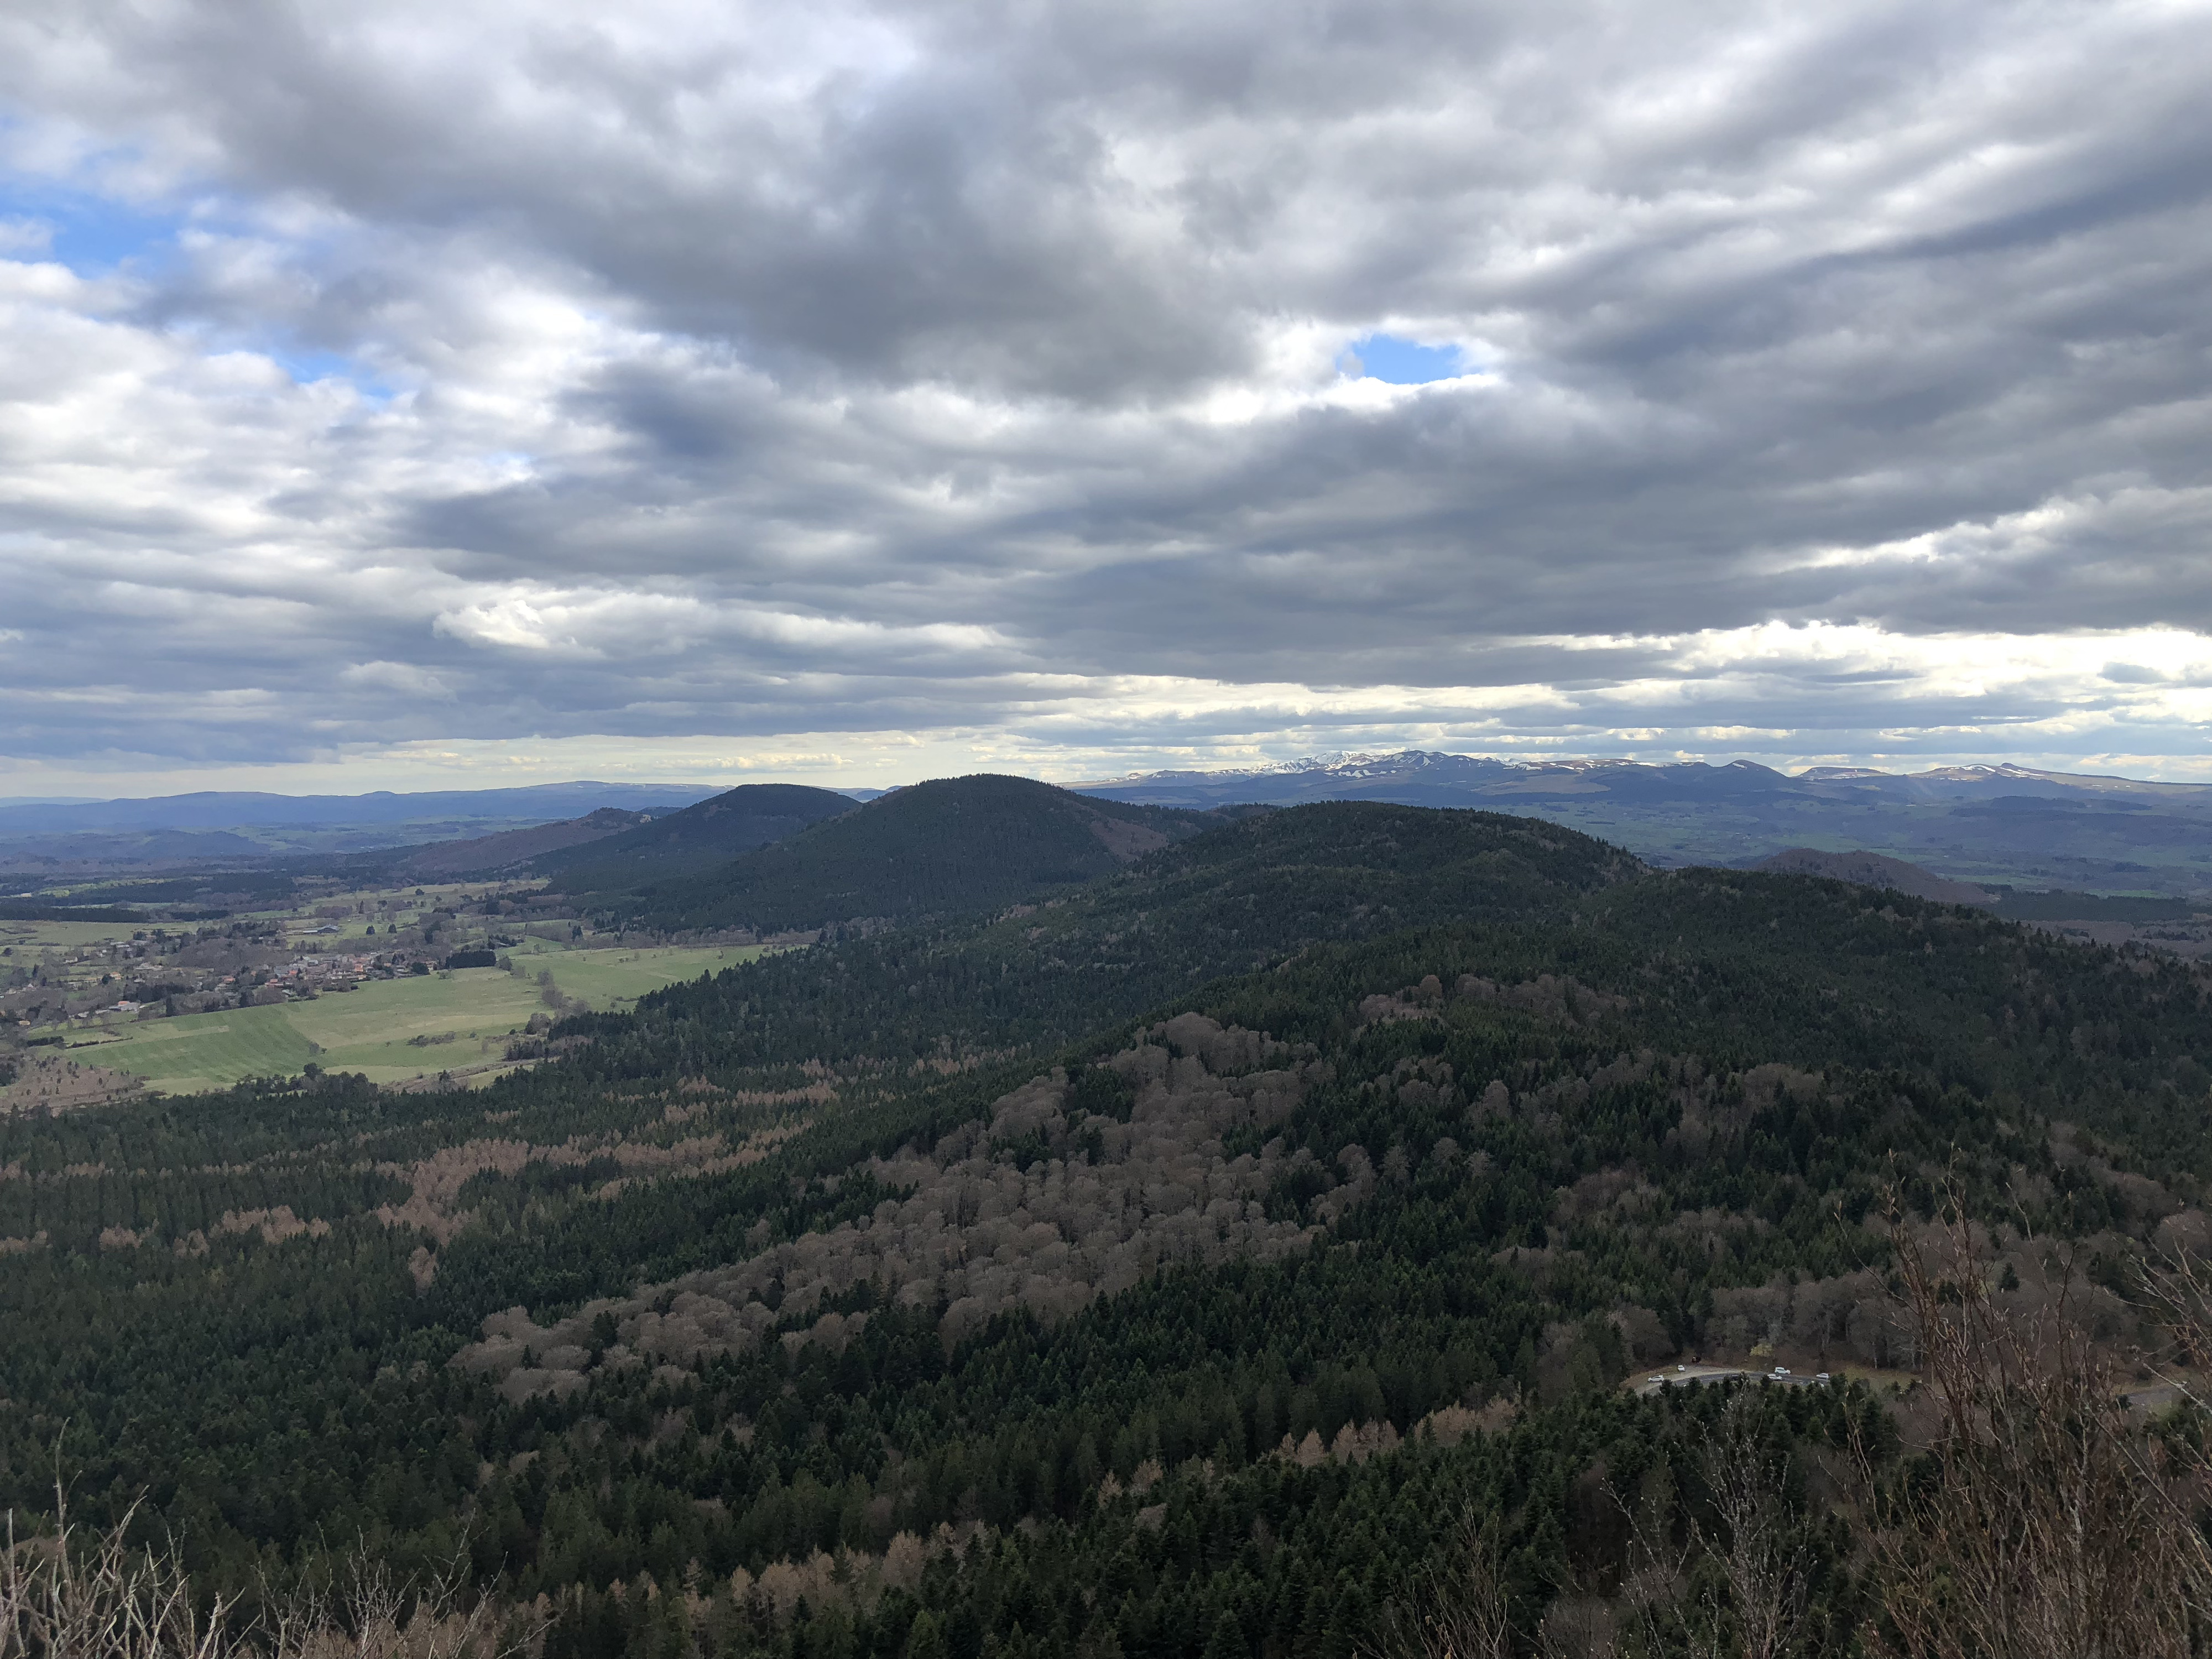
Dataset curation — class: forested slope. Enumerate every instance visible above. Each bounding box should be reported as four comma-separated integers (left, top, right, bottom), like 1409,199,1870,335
562,802,1639,1076
403,807,657,878
540,784,860,890
1,802,2205,1659
593,775,1223,935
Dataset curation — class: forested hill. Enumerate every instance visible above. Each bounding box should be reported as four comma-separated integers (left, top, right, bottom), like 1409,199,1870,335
2,801,2208,1659
538,783,861,890
402,807,657,878
568,802,1641,1076
593,774,1225,934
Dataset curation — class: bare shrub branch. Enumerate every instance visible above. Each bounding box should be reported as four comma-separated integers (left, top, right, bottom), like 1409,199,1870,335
1696,1394,1810,1659
1363,1510,1516,1659
1611,1391,1807,1659
261,1549,535,1659
2,1489,538,1659
2,1489,236,1659
2142,1237,2212,1416
1855,1203,2212,1659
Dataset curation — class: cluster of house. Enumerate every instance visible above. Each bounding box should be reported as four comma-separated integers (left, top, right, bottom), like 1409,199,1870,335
66,949,429,1024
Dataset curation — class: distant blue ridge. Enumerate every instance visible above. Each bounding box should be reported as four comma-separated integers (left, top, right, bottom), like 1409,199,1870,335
0,783,726,834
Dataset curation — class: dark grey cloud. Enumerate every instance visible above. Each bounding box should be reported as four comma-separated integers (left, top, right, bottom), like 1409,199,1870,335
0,0,2208,789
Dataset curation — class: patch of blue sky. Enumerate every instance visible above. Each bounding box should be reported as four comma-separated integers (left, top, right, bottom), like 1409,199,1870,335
1343,334,1470,384
0,177,187,274
2,171,390,398
264,345,395,399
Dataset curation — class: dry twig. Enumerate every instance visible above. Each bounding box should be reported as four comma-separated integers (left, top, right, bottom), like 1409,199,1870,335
1,1490,234,1659
1855,1205,2212,1659
1362,1511,1516,1659
2,1488,537,1659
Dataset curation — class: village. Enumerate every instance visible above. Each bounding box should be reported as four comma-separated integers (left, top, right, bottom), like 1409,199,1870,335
0,881,770,1105
1,884,541,1031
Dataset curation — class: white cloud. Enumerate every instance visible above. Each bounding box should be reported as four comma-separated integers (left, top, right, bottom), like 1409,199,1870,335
0,218,51,256
339,659,455,697
0,0,2206,786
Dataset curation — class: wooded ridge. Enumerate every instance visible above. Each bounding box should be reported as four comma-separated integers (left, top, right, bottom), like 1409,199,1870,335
1,799,2206,1659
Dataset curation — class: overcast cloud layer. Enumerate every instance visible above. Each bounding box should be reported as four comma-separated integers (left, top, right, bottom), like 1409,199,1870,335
1,0,2208,793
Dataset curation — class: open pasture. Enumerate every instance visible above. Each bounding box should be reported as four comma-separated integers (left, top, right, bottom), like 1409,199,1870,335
0,919,147,952
62,944,769,1094
72,968,542,1091
539,943,764,1009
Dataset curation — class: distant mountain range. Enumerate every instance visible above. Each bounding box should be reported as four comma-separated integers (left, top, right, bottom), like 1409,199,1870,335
1077,752,2212,896
0,781,734,875
0,781,722,837
427,772,2203,946
9,756,2208,906
1079,750,2209,808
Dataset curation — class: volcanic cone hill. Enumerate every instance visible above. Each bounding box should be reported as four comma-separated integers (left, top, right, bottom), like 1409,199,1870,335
594,773,1223,935
540,782,861,892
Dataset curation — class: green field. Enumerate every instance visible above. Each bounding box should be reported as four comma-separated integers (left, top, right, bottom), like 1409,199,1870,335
1,920,149,952
537,945,761,1009
64,945,767,1094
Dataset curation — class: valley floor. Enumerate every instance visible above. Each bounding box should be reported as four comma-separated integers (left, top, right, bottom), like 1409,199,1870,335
11,945,766,1096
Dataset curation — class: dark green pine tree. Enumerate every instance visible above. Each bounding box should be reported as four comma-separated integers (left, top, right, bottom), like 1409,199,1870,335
907,1608,951,1659
1201,1608,1247,1659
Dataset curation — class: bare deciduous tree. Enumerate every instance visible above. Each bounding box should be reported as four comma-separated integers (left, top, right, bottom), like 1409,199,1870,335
2143,1235,2212,1417
2,1496,232,1659
1697,1394,1810,1659
261,1551,536,1659
1613,1391,1808,1659
2,1489,539,1659
1856,1206,2212,1659
1363,1512,1516,1659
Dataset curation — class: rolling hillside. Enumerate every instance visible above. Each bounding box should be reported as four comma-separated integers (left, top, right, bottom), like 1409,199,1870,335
1749,846,1994,905
596,773,1223,933
540,783,861,891
400,806,655,877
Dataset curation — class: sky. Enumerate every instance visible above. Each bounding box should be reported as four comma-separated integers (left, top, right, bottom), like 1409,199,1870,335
1,0,2208,799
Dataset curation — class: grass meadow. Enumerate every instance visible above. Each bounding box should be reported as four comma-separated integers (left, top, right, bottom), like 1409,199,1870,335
65,945,767,1094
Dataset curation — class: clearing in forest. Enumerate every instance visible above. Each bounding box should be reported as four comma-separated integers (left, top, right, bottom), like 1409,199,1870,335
50,945,764,1093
